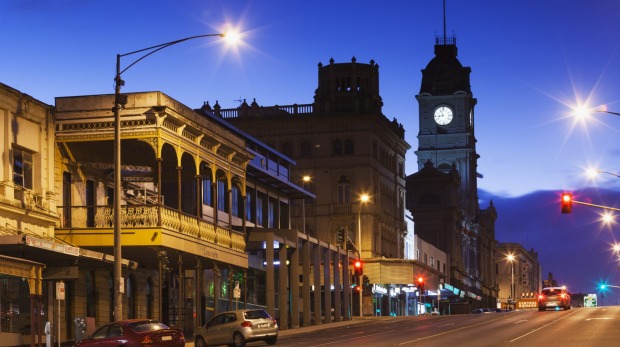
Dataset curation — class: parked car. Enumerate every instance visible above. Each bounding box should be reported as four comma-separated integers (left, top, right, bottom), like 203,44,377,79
538,286,571,311
73,319,184,347
194,309,279,347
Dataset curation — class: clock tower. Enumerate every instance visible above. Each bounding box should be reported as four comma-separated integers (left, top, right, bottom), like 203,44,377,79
414,37,479,217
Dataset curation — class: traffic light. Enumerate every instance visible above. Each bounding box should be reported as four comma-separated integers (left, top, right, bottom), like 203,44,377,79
561,193,572,214
354,260,363,277
417,276,425,294
336,227,344,244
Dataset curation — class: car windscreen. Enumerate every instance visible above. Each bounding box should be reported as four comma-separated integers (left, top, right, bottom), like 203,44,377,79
129,321,170,332
244,310,271,320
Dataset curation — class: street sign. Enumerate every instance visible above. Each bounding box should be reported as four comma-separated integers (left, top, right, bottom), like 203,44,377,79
233,281,241,299
584,294,597,307
56,281,65,301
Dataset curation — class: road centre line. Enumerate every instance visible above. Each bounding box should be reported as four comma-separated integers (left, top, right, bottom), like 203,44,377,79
508,310,578,343
438,323,454,327
398,316,509,345
309,329,397,347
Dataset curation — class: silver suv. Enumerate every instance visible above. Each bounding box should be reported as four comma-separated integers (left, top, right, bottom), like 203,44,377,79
194,309,278,347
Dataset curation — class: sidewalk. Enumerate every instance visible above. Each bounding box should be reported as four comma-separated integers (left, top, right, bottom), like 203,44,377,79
184,316,377,346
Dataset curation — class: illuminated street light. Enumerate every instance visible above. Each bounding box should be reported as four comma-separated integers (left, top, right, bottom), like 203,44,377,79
113,32,230,319
611,243,620,254
572,105,620,121
357,193,369,317
301,175,311,234
507,254,515,310
586,167,620,180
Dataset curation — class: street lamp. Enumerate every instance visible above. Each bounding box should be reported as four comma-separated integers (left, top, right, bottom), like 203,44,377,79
586,168,620,179
507,254,515,310
357,193,369,317
113,33,227,319
301,175,311,234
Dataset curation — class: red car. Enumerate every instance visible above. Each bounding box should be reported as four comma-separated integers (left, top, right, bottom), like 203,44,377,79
73,319,184,347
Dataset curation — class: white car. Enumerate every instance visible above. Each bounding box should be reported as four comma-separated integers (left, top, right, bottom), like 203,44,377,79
194,309,278,347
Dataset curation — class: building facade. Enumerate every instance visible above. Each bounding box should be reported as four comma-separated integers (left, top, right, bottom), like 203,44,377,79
210,57,410,260
406,37,499,313
496,243,542,309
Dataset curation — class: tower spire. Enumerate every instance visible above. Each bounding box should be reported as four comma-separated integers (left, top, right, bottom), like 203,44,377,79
443,0,447,42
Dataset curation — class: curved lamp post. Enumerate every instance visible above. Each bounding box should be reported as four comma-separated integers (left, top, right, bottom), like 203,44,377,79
113,33,225,319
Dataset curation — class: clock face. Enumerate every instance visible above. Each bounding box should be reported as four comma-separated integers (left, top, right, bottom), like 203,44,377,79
434,106,453,125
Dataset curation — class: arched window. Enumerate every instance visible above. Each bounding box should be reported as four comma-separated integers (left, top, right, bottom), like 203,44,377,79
300,141,312,158
127,274,136,319
337,176,350,204
344,139,354,155
333,140,343,155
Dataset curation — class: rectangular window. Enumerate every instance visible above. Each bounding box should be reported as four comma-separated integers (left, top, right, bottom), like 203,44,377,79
268,199,275,228
431,256,435,267
256,195,264,226
246,192,252,222
13,147,33,190
202,178,212,206
231,185,240,217
217,180,226,211
337,184,349,204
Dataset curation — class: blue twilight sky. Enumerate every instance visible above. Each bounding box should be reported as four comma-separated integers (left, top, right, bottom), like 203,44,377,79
3,1,620,198
3,0,620,198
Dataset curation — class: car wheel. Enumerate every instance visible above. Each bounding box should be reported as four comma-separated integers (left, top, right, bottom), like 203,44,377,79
538,307,545,312
266,336,278,345
232,332,246,347
566,305,571,310
195,336,207,347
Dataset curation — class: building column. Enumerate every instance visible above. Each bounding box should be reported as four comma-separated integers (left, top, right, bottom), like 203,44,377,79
178,254,184,331
195,175,202,218
313,242,321,325
195,260,203,327
333,250,341,322
157,158,162,226
213,264,221,314
177,166,182,211
290,238,300,328
302,239,311,326
278,239,288,329
343,253,350,321
323,247,332,323
266,231,275,317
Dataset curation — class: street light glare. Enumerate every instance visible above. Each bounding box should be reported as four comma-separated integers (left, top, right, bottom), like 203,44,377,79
223,30,242,46
360,194,370,203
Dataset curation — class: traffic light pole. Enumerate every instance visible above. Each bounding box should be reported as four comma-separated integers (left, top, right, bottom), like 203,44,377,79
573,200,620,212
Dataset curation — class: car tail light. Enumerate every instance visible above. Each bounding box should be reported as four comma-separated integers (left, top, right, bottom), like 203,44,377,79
538,294,544,300
178,331,185,341
141,335,154,344
272,318,277,326
560,293,567,299
241,321,253,328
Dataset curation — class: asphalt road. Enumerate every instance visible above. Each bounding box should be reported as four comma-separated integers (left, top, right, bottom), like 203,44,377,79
210,306,620,347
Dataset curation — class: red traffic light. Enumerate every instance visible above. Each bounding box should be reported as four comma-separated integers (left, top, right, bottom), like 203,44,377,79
354,260,363,276
561,193,572,214
416,276,425,293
